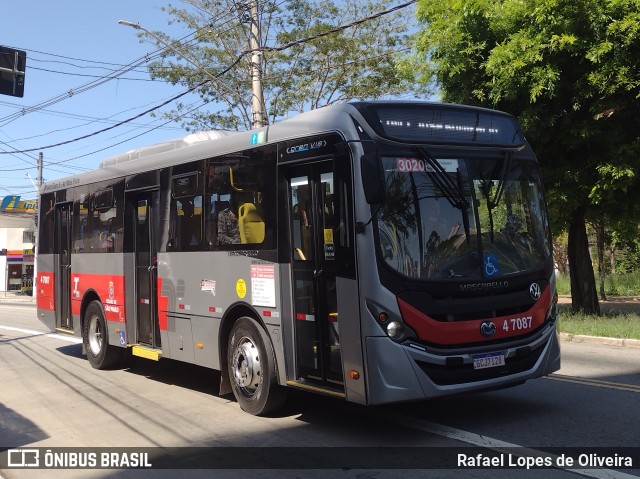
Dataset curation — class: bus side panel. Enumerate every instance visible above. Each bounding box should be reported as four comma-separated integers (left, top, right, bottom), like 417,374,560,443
278,263,294,386
163,314,196,364
36,254,56,331
190,315,220,369
123,252,137,349
365,337,426,404
157,252,284,375
71,254,126,345
336,277,366,405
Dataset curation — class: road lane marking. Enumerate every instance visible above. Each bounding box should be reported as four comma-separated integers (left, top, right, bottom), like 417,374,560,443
0,325,82,344
548,374,640,394
376,410,638,479
2,323,637,477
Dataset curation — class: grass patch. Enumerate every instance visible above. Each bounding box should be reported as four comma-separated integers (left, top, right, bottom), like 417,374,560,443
555,272,640,296
558,311,640,340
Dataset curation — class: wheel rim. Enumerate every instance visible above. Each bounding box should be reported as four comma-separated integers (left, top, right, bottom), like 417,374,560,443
87,313,103,356
231,336,261,396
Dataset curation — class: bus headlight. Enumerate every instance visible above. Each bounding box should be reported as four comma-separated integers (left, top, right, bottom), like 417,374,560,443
386,321,403,339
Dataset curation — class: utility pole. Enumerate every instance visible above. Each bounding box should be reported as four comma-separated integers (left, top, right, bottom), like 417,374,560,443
37,152,43,189
119,18,265,130
249,0,267,129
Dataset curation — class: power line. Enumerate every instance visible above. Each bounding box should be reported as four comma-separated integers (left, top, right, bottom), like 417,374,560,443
0,97,184,143
261,0,416,53
0,54,155,127
28,65,162,81
0,55,246,155
0,1,416,157
57,98,216,165
0,16,226,127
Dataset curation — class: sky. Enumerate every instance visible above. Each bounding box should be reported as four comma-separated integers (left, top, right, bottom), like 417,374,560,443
1,0,203,201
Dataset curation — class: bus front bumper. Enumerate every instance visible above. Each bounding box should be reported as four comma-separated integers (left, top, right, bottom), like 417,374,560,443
364,323,560,405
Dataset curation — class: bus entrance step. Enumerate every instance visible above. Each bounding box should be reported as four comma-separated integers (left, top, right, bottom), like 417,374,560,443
131,345,162,361
286,380,346,398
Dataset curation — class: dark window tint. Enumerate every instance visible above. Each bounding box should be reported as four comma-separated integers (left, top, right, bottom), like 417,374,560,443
205,146,276,251
38,193,56,255
167,164,204,252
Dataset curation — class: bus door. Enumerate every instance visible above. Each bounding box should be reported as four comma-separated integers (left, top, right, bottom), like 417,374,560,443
54,202,73,331
286,161,347,386
129,191,161,348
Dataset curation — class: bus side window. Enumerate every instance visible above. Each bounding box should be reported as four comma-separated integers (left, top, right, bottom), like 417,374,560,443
38,193,56,255
168,168,204,252
89,184,123,253
205,146,276,251
178,198,203,251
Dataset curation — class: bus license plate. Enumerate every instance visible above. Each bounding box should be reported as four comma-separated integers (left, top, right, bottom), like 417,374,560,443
473,352,506,370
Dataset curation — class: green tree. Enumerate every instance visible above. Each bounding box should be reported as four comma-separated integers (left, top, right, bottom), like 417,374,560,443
142,0,423,131
410,0,640,313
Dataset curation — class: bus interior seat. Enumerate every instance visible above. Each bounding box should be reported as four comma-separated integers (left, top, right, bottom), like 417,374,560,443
238,202,264,244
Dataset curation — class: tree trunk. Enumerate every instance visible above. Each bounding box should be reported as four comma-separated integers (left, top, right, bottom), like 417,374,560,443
610,243,616,275
568,209,600,314
594,220,607,301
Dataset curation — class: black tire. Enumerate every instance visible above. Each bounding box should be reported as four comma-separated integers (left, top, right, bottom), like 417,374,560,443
227,317,287,415
82,300,124,370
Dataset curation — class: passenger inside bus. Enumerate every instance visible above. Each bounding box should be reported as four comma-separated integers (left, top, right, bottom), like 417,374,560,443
217,196,241,246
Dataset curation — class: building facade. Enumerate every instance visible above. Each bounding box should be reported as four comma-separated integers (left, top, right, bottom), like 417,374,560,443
0,211,36,294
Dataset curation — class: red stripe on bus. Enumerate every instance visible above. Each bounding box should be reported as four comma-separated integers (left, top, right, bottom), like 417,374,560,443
398,285,552,346
157,277,168,331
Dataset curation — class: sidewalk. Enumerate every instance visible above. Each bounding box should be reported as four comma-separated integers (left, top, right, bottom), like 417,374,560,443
0,291,36,303
559,332,640,349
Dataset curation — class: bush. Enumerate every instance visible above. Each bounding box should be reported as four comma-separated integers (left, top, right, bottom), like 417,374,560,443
554,272,640,296
555,274,571,295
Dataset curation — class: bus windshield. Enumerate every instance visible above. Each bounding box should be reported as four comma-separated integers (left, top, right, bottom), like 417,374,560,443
376,152,551,281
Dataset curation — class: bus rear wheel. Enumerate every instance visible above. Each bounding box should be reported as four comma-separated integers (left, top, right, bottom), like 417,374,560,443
227,317,287,415
83,300,123,369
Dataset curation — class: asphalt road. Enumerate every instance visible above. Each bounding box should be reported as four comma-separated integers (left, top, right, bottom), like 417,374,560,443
1,302,639,479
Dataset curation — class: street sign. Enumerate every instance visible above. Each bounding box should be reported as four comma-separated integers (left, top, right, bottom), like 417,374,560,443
0,46,26,98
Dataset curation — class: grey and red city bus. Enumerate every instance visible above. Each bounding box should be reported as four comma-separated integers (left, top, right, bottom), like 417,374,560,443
36,101,560,415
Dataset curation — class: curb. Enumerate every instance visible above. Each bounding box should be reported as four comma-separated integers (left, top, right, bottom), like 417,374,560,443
559,332,640,350
0,296,35,303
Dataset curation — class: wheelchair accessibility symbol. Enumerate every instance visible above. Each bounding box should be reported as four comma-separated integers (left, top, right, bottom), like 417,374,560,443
484,254,499,277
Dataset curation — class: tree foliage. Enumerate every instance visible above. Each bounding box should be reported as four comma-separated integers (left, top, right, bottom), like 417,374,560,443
410,0,640,312
144,0,424,130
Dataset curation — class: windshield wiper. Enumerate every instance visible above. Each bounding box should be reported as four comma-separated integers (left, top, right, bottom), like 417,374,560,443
420,148,471,242
480,152,512,242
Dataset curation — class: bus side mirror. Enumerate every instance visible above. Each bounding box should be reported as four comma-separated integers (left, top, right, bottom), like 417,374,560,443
361,154,385,205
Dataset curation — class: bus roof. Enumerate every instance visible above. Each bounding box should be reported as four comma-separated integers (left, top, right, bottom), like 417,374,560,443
41,102,367,193
40,101,519,194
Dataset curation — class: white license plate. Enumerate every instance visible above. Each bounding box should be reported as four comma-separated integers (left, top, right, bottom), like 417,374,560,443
473,352,506,370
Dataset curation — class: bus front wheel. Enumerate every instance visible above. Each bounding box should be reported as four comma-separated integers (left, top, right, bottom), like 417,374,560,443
227,317,286,415
83,300,123,370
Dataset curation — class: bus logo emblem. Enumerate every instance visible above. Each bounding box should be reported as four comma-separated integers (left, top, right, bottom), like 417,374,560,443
529,283,542,301
480,321,496,338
